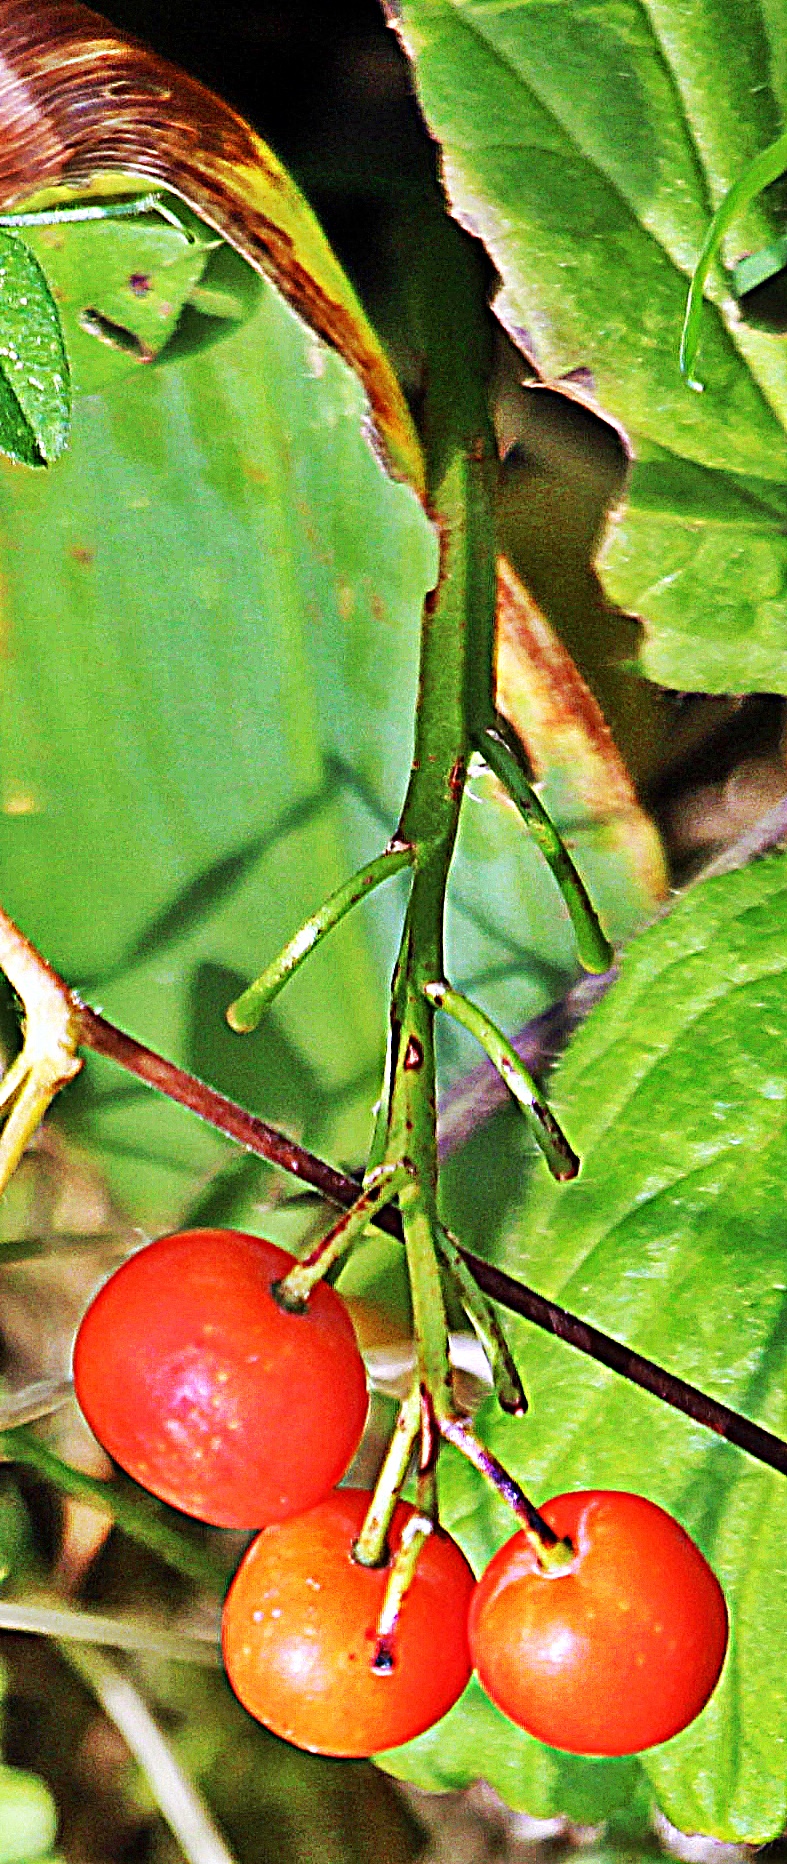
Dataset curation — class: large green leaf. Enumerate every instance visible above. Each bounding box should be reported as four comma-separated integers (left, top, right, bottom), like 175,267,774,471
604,438,787,691
37,200,218,386
390,853,787,1839
392,0,787,692
379,1673,651,1825
0,212,433,1225
0,201,653,1233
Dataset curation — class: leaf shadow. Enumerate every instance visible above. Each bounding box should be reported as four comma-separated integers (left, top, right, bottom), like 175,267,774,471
80,776,338,991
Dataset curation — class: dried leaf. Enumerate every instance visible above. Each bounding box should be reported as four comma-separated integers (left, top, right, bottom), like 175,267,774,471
495,556,667,913
0,0,424,493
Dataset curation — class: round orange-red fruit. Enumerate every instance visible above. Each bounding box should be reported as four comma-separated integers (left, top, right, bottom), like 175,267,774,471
469,1489,728,1756
221,1487,476,1756
73,1228,368,1529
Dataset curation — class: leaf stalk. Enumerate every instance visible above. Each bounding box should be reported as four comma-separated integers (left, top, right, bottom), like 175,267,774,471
680,127,787,387
274,1160,412,1307
226,842,413,1031
424,980,579,1179
476,724,614,973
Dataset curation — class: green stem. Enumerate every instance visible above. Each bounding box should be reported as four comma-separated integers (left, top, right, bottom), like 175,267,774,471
274,1161,412,1307
0,1428,228,1591
0,1597,218,1663
0,193,188,233
680,127,787,387
379,453,493,1429
416,1455,438,1524
477,724,614,974
435,1225,527,1416
424,981,579,1181
371,1511,434,1674
353,1380,422,1568
227,843,413,1032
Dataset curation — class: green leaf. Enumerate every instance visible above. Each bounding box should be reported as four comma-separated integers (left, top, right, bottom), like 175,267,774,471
0,11,425,496
393,0,787,692
733,230,787,298
0,199,653,1233
0,233,69,465
0,212,433,1225
602,439,787,691
428,852,787,1840
23,202,216,391
379,1675,649,1824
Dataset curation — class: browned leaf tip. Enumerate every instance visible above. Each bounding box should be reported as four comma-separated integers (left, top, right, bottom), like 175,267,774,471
0,0,424,493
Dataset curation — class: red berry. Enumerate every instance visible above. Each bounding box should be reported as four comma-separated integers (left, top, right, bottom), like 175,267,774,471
468,1489,728,1756
221,1487,476,1756
73,1229,368,1529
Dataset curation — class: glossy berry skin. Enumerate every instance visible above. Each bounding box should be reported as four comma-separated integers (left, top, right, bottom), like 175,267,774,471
73,1229,368,1529
468,1490,728,1756
221,1487,476,1756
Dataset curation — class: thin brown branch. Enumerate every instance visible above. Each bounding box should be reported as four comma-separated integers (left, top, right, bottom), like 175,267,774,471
74,1003,787,1482
460,1252,787,1479
74,1002,379,1219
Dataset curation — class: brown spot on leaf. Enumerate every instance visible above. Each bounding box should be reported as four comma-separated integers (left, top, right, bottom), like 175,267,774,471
128,271,151,296
70,544,94,566
403,1037,423,1072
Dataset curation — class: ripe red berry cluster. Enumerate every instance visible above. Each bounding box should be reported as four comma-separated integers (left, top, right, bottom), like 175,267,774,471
73,1229,729,1760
